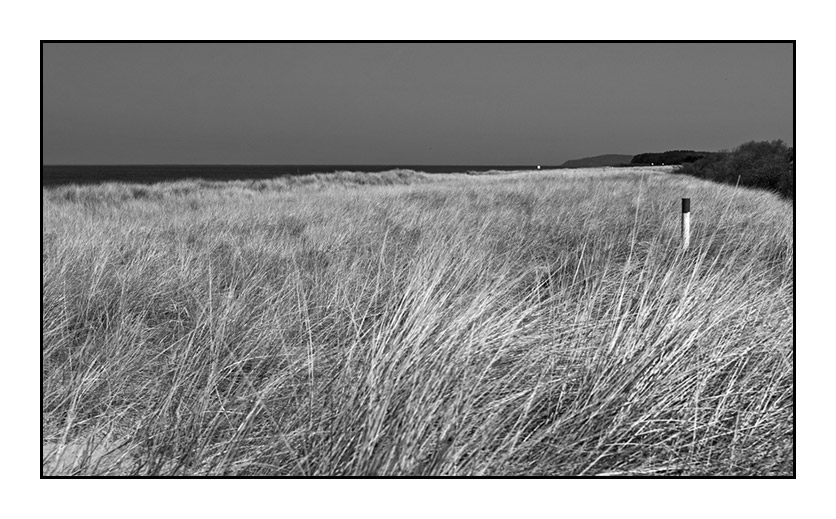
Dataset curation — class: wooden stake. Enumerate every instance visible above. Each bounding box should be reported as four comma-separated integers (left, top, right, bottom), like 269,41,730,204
681,198,691,251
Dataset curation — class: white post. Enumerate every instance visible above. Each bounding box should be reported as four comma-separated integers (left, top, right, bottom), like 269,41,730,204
681,198,691,251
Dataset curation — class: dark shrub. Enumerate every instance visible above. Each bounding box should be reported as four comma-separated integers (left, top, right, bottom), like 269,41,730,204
677,140,794,199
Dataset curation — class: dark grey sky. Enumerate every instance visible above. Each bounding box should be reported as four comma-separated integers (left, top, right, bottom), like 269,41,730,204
43,42,793,165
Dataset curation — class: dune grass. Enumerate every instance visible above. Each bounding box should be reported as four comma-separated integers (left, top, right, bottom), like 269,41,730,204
41,167,793,476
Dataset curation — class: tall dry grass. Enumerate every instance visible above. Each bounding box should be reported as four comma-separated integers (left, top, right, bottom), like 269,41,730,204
42,167,793,475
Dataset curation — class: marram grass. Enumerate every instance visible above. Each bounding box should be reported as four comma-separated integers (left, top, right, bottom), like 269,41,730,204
42,167,793,475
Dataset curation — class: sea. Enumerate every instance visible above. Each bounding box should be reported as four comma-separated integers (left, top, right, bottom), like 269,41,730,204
41,165,556,186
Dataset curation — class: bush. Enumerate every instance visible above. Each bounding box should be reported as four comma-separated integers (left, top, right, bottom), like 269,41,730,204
677,140,794,199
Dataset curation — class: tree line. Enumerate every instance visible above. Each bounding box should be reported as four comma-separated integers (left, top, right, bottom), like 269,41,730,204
631,150,712,166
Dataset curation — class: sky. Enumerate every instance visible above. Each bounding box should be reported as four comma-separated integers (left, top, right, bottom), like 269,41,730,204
42,42,793,165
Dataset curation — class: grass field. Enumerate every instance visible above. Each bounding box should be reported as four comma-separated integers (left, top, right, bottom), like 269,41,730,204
41,166,794,476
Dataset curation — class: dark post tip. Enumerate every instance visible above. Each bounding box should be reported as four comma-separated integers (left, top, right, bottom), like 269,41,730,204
682,198,690,213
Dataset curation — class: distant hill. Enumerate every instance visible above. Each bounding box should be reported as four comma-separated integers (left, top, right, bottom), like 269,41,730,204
559,154,633,168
